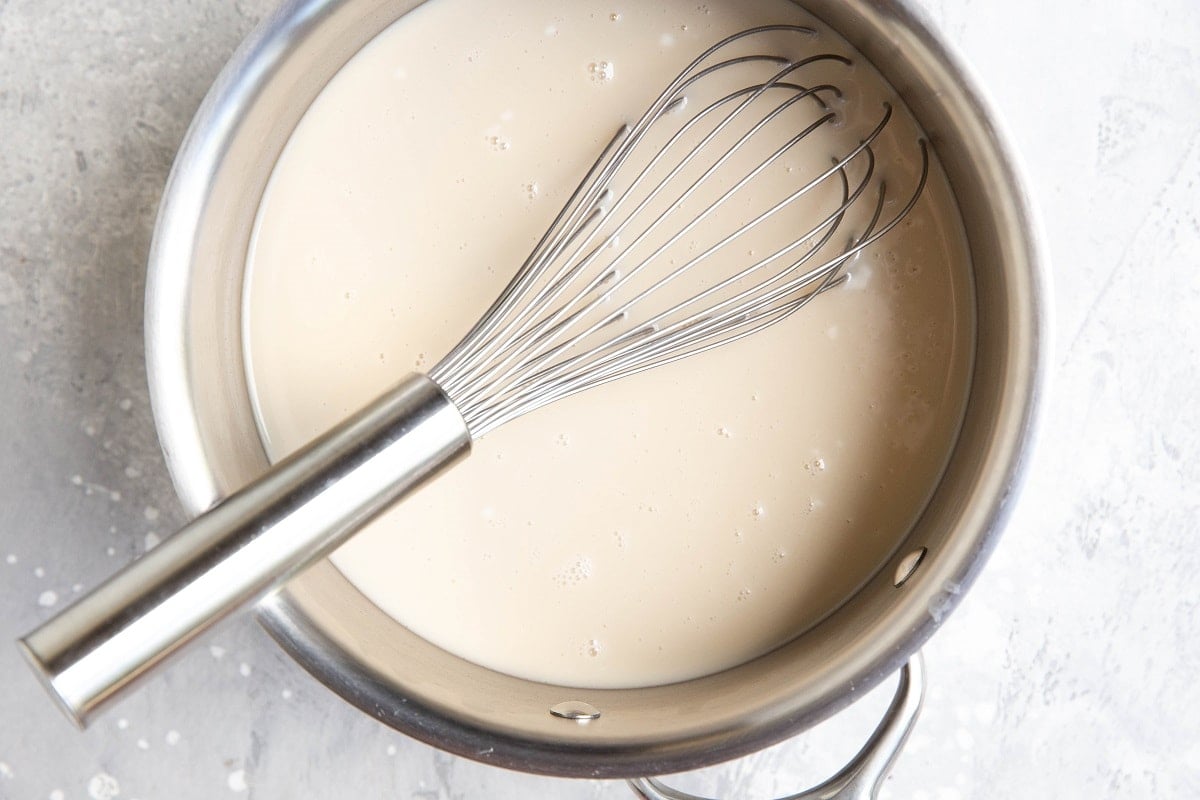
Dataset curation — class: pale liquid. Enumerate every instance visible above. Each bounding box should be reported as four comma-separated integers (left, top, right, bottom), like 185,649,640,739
243,0,974,688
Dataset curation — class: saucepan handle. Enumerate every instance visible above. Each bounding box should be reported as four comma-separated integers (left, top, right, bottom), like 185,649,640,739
18,373,471,729
627,654,926,800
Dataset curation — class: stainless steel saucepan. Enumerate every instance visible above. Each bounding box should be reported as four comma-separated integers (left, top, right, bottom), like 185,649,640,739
27,0,1047,795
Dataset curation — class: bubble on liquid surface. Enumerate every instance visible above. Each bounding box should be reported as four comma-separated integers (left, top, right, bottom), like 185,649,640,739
588,60,615,83
38,590,58,607
524,181,539,200
716,426,732,438
487,134,512,151
751,503,766,520
553,556,594,587
737,588,753,602
582,638,603,657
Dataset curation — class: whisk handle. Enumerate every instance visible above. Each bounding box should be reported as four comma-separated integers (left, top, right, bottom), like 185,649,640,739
18,373,470,728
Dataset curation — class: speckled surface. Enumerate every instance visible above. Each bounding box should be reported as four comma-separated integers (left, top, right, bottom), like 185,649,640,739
1,1,1198,798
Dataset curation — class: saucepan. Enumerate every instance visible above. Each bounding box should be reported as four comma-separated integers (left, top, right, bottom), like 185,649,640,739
41,0,1048,796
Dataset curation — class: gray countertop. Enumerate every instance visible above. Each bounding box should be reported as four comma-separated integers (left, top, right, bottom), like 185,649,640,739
2,0,1198,798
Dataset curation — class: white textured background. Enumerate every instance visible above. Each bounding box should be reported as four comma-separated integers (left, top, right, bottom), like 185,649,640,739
1,1,1198,798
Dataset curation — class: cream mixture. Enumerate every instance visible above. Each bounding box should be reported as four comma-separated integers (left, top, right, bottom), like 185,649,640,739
242,0,974,688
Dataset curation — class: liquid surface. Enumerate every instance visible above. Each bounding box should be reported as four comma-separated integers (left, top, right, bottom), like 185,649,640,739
243,0,974,688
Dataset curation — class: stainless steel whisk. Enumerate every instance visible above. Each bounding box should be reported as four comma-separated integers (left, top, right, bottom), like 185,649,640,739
21,25,930,725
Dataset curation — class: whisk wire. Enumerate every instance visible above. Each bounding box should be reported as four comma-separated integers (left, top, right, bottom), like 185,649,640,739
479,123,864,406
476,161,861,417
447,70,842,408
430,27,931,438
459,104,889,422
466,153,905,434
440,46,831,399
436,126,631,384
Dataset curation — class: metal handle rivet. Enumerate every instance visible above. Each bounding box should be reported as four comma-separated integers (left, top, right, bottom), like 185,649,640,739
893,546,928,587
550,700,601,721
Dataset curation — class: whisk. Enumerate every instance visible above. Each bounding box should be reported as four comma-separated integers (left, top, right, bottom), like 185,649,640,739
20,25,929,725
